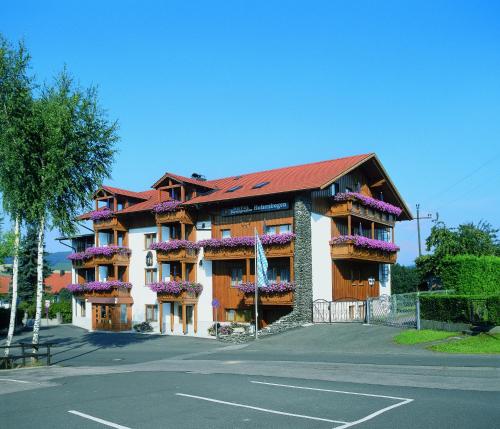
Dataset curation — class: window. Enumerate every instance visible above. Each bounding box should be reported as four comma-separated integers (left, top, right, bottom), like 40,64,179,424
279,224,291,234
380,265,389,283
225,309,252,323
279,267,290,282
145,268,158,285
252,181,270,189
117,266,126,282
145,304,158,322
230,266,243,286
350,268,362,286
78,300,86,317
226,185,242,193
120,304,127,323
116,201,124,211
221,229,231,239
98,266,108,282
117,232,125,246
267,266,277,282
145,233,157,249
265,225,275,235
98,231,112,246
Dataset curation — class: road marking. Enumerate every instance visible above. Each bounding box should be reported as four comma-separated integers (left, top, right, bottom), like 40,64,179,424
175,393,348,424
250,380,414,428
0,378,31,384
250,380,413,401
334,398,414,429
68,410,132,429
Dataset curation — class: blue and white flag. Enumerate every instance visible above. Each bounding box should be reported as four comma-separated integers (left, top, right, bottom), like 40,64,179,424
255,235,268,288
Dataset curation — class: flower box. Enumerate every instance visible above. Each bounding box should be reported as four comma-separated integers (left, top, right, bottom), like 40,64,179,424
330,236,398,264
151,240,199,262
68,246,131,267
330,193,400,224
243,292,294,306
153,201,194,224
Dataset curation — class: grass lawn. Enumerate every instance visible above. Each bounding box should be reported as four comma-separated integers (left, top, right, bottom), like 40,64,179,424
394,329,460,345
429,333,500,354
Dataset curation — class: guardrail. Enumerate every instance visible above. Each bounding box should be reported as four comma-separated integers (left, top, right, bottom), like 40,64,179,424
0,342,54,369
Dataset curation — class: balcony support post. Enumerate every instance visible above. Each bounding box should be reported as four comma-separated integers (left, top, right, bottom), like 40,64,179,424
348,215,352,236
182,303,187,334
290,256,294,281
170,304,174,333
246,258,251,282
371,222,375,240
194,303,198,334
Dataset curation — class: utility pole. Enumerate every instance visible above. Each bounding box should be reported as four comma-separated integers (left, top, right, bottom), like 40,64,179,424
415,204,433,257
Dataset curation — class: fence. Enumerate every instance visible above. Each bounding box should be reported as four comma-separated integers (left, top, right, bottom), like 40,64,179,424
367,294,417,328
312,299,366,323
0,342,54,369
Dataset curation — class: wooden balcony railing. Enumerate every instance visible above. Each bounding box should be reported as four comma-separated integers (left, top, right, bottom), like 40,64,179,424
155,208,194,225
243,291,294,306
156,248,198,263
93,216,123,230
72,252,130,268
203,242,294,261
330,241,397,264
329,198,396,225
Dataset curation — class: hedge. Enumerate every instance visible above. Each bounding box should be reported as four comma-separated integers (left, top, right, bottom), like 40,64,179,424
420,294,500,325
48,301,72,323
439,255,500,295
0,308,23,330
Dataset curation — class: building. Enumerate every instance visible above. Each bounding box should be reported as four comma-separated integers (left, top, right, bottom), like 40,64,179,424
67,153,412,336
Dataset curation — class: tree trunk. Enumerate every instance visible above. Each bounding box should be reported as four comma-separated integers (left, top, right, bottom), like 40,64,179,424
4,216,21,358
31,215,45,361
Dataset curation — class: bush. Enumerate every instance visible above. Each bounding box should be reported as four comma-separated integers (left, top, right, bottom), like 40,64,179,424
18,301,36,318
420,294,500,325
48,301,72,323
133,322,153,332
0,308,23,330
439,255,500,295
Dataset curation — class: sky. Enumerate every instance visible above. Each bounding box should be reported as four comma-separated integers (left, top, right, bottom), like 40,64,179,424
2,0,499,265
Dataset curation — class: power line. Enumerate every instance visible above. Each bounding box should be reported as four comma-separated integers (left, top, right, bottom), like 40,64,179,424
425,153,500,205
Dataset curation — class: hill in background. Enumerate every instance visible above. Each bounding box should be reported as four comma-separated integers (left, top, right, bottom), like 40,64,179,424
3,251,71,272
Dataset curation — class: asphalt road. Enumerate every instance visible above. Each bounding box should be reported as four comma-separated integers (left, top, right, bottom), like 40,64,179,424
1,324,499,428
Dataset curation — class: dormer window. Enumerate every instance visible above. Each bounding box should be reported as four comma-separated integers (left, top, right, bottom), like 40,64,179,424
252,181,270,189
226,185,242,193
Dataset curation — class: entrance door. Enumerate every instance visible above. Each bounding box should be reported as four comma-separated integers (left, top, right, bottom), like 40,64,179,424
93,304,113,330
162,303,172,333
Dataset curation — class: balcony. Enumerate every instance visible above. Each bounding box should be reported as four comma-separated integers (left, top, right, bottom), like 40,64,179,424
329,193,400,225
243,292,294,306
69,246,131,268
200,234,295,261
93,216,121,230
330,236,398,264
151,240,199,263
153,201,194,224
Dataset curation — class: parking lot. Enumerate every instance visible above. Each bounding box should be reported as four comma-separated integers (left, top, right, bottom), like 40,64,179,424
1,324,499,428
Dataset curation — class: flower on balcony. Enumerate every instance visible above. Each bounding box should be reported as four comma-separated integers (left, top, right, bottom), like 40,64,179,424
330,235,400,252
236,281,296,295
148,280,203,295
67,280,132,293
89,207,115,221
67,245,131,261
150,240,200,252
198,233,296,249
152,200,182,213
333,192,403,217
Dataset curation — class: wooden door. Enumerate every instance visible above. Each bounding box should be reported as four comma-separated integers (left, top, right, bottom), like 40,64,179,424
93,304,113,331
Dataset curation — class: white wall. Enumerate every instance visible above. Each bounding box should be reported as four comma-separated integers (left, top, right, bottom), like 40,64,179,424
311,212,333,301
379,264,392,296
72,296,92,330
196,225,214,337
129,225,160,332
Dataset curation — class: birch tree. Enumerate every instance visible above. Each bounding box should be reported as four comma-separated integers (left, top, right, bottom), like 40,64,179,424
30,71,118,352
0,36,34,357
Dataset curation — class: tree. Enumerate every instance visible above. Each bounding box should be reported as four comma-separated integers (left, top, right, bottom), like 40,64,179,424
416,220,500,287
0,216,14,263
17,224,52,303
0,36,34,357
391,264,420,294
29,70,118,352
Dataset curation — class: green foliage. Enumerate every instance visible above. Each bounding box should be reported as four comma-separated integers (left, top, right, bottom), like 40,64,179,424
0,307,23,329
439,255,500,295
17,223,52,303
0,216,15,263
18,300,35,318
391,264,420,294
48,301,72,323
429,333,500,354
416,221,500,287
420,294,500,325
394,329,459,345
57,288,72,302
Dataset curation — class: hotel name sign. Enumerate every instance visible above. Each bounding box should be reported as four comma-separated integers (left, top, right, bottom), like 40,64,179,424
221,202,289,217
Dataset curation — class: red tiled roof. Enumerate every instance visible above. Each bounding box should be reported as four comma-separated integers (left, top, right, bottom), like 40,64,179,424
152,173,218,190
0,272,72,295
0,276,10,295
91,153,376,215
44,272,72,294
100,186,149,200
186,154,373,205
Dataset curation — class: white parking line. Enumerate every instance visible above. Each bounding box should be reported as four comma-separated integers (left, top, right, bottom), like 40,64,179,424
250,380,414,428
0,378,31,384
175,393,348,425
68,410,132,429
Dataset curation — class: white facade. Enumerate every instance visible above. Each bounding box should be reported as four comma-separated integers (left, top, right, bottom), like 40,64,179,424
310,212,333,301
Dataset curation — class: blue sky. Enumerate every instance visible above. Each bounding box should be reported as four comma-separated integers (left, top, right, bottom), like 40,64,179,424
2,0,499,265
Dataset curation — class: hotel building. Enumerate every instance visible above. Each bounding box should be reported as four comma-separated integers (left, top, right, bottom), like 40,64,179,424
68,153,411,336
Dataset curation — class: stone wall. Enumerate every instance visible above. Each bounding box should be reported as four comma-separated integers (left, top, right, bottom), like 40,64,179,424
280,193,313,323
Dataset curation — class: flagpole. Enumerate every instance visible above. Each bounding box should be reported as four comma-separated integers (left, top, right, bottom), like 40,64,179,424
254,228,258,340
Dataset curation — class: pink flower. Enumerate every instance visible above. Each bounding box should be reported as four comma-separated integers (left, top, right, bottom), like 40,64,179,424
330,235,400,252
152,200,182,213
67,281,132,293
89,207,115,221
198,233,295,249
236,282,296,295
150,240,200,252
148,281,203,295
334,192,403,217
